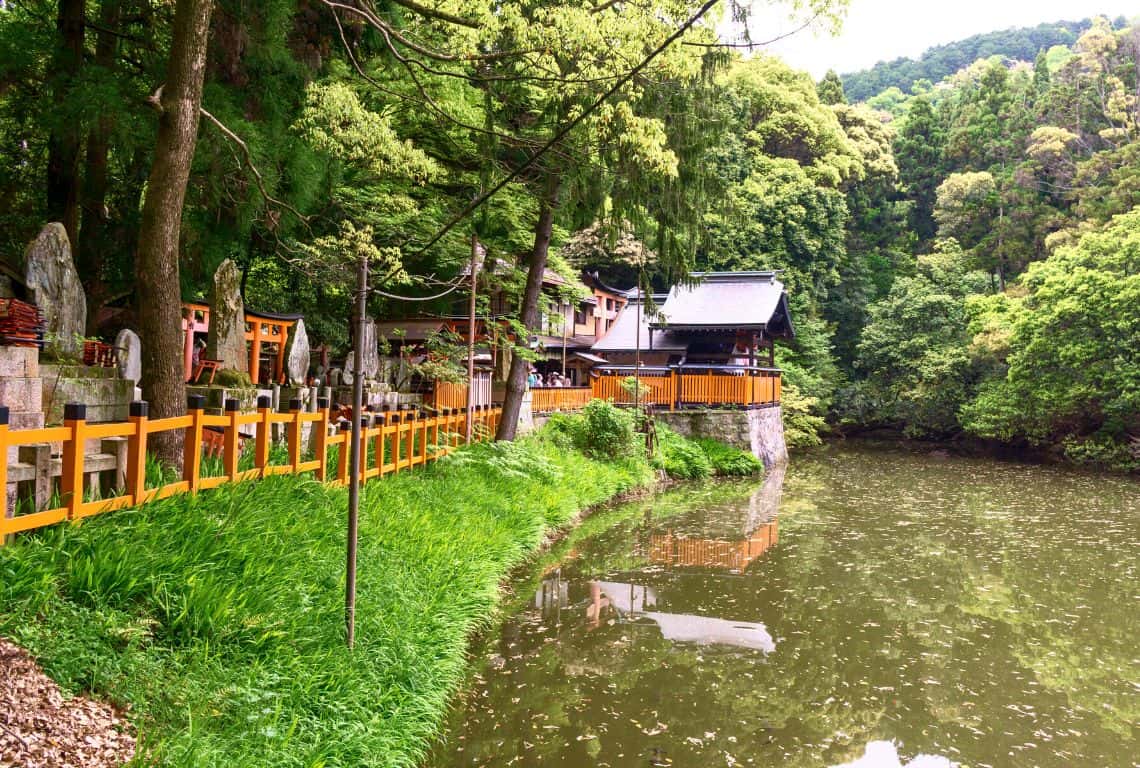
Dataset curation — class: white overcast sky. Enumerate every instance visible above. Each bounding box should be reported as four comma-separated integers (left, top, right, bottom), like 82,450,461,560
723,1,1139,78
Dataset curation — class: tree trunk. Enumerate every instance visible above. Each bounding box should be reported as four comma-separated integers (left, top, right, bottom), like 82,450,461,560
80,0,122,333
46,0,85,247
136,0,214,466
496,173,560,441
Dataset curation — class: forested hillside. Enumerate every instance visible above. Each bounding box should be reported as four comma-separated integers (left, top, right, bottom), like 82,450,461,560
840,17,1120,102
796,17,1139,470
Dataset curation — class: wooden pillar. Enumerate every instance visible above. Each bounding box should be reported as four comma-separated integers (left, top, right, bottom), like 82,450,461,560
255,395,272,472
249,320,262,384
126,402,148,503
183,395,205,492
183,308,195,381
276,323,289,383
60,403,87,520
223,398,241,479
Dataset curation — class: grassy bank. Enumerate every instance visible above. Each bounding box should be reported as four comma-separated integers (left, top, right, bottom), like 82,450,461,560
0,404,760,767
0,432,651,767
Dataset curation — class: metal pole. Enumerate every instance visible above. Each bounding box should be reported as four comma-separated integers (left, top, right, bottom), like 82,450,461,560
561,303,568,378
346,254,367,649
634,282,642,414
465,235,482,444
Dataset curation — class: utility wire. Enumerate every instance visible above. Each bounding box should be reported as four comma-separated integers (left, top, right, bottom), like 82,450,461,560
405,0,723,260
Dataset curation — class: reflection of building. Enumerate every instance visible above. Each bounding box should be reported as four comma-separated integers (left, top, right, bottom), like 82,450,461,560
534,575,776,653
649,519,778,571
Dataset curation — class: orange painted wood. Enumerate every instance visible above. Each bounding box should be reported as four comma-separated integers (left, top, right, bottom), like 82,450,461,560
60,415,85,520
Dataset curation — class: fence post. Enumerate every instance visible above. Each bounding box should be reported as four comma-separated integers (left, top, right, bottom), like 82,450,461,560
223,398,241,479
359,416,371,483
126,401,148,504
337,421,350,485
378,406,390,475
316,397,330,481
60,403,87,520
0,406,8,531
288,398,303,472
183,395,205,492
406,409,417,469
255,395,272,472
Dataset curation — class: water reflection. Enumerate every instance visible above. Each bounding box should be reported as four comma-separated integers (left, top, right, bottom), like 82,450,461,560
432,447,1140,768
834,741,954,768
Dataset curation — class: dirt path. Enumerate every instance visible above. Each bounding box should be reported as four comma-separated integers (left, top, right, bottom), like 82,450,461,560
0,639,135,768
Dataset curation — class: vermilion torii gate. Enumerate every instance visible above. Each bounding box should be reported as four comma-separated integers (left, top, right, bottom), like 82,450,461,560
181,302,300,385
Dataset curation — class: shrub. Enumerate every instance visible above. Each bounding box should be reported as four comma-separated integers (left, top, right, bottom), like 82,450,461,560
653,425,712,479
576,400,638,459
695,438,763,476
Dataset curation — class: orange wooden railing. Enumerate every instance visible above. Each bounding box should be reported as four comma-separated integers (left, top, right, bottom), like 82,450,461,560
530,387,592,414
590,365,781,409
0,398,500,540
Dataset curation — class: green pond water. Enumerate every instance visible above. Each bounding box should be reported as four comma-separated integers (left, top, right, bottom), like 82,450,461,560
430,446,1139,768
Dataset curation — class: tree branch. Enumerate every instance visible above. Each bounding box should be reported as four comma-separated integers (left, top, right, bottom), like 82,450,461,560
682,13,820,48
198,107,311,229
386,0,479,29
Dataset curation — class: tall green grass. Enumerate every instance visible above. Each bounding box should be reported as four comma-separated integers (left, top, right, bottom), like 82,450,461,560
0,433,651,767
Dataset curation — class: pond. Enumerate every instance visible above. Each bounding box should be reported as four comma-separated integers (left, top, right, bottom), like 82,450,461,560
430,445,1140,768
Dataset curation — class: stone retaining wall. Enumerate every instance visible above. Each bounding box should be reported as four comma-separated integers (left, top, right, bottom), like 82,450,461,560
656,406,788,469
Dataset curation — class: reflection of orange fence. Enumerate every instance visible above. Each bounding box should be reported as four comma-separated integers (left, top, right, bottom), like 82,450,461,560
650,519,779,571
531,387,592,414
591,366,780,409
0,399,500,540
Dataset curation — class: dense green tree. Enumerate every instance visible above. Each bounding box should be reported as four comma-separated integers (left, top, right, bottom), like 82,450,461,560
842,242,990,437
960,207,1140,468
816,68,845,104
894,95,943,245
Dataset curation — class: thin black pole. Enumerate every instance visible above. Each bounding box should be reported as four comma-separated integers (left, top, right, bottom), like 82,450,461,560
465,234,479,444
346,255,367,649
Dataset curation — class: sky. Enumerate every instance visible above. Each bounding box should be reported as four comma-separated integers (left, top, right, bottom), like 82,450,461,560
723,0,1139,78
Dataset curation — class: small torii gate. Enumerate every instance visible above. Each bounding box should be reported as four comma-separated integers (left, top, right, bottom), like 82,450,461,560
182,302,300,384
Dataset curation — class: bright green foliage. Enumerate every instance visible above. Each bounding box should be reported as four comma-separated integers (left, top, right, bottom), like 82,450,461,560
817,69,847,105
894,95,944,244
693,438,764,475
845,243,990,436
556,399,640,460
840,18,1098,102
960,208,1140,468
651,424,762,478
654,424,714,479
0,433,652,767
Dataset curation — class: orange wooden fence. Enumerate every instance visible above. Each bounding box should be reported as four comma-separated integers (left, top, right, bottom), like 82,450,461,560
591,366,781,409
0,397,500,540
530,387,592,414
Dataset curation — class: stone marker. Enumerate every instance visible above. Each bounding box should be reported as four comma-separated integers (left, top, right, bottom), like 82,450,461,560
206,258,247,371
115,328,141,384
361,317,380,378
23,223,86,359
342,318,380,382
285,318,310,385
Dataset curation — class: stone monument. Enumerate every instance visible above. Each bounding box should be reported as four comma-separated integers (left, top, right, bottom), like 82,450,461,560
115,328,142,388
285,318,310,385
23,223,86,359
206,258,246,371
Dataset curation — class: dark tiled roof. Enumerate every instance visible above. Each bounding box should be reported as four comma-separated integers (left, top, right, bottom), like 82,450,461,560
591,300,687,352
652,272,793,337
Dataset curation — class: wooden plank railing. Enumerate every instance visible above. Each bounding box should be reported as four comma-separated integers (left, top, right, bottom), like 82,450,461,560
0,398,501,541
590,365,781,409
530,387,592,414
